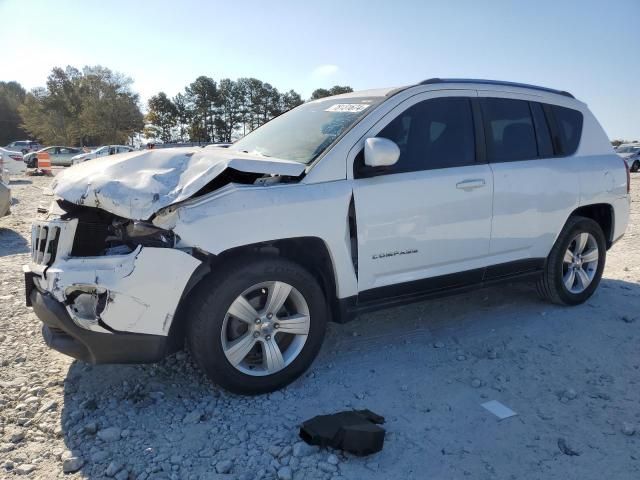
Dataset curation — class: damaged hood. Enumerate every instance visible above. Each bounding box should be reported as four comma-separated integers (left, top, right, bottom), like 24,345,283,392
51,147,306,220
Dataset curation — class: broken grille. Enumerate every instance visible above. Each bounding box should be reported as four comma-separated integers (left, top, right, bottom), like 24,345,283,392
31,224,61,266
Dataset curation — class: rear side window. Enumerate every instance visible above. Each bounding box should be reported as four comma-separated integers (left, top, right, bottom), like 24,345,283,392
375,97,475,173
551,105,583,155
480,98,537,162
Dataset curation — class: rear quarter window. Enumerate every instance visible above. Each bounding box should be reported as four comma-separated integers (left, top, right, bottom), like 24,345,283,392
551,105,583,155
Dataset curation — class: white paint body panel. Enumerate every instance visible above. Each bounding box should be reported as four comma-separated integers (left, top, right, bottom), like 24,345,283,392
350,89,495,290
158,181,359,299
34,246,200,335
488,157,580,261
354,165,493,290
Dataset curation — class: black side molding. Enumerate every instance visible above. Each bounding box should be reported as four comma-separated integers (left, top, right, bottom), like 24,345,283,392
335,259,545,322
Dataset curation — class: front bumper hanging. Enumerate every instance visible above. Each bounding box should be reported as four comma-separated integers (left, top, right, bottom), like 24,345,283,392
24,216,202,363
29,286,169,364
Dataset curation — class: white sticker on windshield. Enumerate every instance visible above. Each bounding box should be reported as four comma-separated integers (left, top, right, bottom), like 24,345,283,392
325,103,370,113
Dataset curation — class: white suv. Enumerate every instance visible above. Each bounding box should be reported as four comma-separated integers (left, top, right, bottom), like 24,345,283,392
25,79,630,394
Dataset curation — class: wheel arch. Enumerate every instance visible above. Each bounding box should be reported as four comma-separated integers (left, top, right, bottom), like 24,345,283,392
569,203,614,248
167,236,342,353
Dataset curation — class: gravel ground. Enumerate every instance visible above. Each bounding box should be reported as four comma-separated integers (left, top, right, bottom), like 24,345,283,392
1,170,639,480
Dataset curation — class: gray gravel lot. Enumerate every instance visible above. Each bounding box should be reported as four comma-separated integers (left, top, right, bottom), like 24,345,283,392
0,171,639,479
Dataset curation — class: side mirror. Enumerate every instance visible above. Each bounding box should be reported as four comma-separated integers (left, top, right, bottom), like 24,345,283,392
364,137,400,168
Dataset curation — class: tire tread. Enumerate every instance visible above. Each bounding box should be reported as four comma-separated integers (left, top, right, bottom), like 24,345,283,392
537,215,606,305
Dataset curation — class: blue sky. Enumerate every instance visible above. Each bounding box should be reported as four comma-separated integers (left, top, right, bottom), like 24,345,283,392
1,0,639,139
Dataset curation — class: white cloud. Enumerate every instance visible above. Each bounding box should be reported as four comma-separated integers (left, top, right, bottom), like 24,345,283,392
311,64,339,78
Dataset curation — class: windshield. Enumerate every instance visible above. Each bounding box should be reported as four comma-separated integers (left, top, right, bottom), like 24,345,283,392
617,145,640,153
93,147,108,154
229,96,383,164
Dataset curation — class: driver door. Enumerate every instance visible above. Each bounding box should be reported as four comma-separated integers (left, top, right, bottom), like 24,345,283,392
352,91,494,300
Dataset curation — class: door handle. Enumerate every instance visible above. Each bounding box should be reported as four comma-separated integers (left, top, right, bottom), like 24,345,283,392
456,179,486,190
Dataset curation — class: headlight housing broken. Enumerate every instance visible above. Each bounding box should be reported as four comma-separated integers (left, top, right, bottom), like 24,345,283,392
56,201,177,256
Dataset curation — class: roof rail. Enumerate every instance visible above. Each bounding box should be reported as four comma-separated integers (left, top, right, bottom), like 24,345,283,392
418,78,574,99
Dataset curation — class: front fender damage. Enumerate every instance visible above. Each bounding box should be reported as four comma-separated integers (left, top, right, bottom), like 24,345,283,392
37,246,201,336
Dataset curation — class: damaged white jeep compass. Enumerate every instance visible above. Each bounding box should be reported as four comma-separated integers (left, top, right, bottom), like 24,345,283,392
25,79,630,394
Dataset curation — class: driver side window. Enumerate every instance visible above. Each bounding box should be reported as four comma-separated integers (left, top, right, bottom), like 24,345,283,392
356,97,476,176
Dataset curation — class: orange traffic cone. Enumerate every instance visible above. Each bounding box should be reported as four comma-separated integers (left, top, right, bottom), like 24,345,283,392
37,151,53,176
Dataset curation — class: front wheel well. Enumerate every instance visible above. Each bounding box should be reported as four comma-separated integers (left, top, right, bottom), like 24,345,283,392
569,204,614,248
171,238,340,346
215,237,338,315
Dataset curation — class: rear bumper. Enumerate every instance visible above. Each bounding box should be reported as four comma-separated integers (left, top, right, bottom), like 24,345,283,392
611,195,631,245
30,287,169,364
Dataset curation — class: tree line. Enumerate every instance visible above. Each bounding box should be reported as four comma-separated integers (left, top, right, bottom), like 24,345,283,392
9,66,143,147
145,80,353,143
0,65,353,147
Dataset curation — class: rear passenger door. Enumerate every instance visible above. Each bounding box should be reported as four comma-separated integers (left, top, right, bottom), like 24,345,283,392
353,91,494,297
479,93,582,272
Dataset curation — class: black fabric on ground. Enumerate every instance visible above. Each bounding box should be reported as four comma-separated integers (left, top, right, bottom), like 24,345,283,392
299,409,385,456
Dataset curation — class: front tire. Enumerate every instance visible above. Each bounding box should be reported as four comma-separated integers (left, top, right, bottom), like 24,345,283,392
537,216,606,305
186,256,327,395
631,160,640,173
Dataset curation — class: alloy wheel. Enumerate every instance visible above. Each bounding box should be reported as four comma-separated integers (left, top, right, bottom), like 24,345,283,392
221,281,310,376
562,232,599,294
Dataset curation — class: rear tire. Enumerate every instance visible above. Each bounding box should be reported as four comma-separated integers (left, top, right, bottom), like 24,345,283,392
537,216,606,305
631,160,640,173
186,256,327,395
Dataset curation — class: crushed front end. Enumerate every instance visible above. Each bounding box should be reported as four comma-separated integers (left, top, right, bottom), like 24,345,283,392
24,201,201,364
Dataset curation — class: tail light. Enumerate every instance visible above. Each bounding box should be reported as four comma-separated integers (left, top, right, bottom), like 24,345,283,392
9,154,22,161
624,158,631,194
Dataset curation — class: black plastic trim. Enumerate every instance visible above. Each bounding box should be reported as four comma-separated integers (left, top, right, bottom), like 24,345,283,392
348,195,358,277
419,78,574,99
470,98,487,164
336,259,545,321
484,258,544,280
529,101,555,158
542,103,564,156
358,266,485,306
30,288,168,364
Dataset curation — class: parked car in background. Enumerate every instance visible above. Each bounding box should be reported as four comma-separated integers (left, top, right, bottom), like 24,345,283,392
25,79,630,394
0,147,26,176
71,145,134,165
0,164,10,216
5,140,43,154
616,143,640,172
23,146,83,168
0,182,10,217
